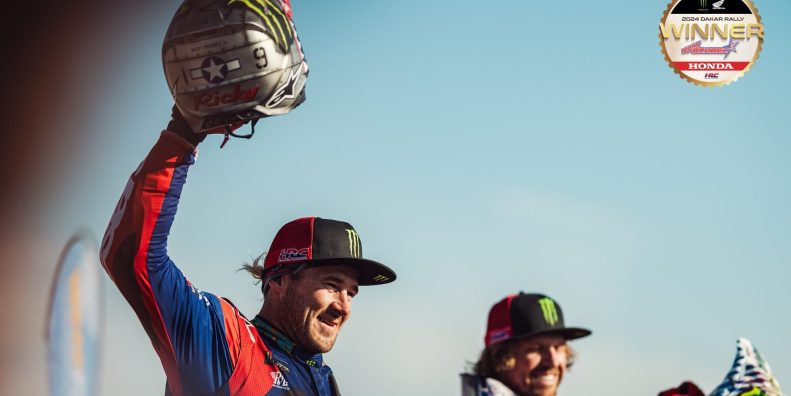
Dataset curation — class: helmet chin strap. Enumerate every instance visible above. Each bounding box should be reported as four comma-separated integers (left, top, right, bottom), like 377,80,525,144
219,119,259,149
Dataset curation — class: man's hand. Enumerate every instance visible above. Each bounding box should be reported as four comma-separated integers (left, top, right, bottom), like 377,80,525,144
166,105,246,147
167,105,204,146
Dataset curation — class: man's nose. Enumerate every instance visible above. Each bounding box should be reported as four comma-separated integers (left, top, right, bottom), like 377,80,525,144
541,346,562,366
332,290,353,317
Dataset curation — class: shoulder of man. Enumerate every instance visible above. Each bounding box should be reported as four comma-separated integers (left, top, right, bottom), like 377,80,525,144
216,297,286,394
461,373,517,396
482,378,517,396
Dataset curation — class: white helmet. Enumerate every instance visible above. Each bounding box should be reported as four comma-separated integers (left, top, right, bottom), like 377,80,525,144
163,0,308,133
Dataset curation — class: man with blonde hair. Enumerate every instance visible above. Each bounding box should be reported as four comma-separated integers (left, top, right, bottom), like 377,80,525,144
462,293,591,396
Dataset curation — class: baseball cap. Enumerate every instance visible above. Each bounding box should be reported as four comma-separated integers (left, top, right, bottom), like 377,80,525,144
263,217,396,286
485,292,591,347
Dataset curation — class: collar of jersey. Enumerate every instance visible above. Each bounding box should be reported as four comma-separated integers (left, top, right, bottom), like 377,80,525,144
252,316,325,367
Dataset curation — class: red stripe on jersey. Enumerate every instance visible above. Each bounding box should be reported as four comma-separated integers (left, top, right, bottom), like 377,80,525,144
133,153,184,395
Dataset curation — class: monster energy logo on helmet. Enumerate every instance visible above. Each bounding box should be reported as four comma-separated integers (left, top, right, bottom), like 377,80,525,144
538,297,559,326
227,0,296,52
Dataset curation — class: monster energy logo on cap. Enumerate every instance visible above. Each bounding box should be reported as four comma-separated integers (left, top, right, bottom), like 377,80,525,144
538,297,559,326
345,229,361,258
700,0,707,7
488,293,590,345
263,217,396,286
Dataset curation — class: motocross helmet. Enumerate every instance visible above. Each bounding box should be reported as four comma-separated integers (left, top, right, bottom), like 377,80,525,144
163,0,308,133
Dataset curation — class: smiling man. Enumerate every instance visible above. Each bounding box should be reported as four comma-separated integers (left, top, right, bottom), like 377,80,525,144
462,293,591,396
101,111,396,396
100,0,397,394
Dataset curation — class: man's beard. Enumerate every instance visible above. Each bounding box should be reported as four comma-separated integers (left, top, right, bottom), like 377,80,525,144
278,286,339,354
522,368,562,396
500,367,563,396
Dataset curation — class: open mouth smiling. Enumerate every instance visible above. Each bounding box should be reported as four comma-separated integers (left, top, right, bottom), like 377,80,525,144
317,310,342,328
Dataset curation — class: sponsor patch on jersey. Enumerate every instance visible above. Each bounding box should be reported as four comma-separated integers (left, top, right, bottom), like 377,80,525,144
188,282,211,306
270,371,290,390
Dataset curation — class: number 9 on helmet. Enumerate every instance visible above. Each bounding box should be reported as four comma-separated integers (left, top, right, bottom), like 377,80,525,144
162,0,308,133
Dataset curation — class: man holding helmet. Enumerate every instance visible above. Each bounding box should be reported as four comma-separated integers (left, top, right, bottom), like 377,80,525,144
100,1,396,395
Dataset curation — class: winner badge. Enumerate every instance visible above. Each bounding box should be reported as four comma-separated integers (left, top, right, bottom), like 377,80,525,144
659,0,764,87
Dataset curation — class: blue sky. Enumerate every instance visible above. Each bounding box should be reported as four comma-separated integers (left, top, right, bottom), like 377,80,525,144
28,1,791,395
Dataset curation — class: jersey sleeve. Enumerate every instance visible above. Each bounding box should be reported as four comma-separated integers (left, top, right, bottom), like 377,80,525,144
100,131,244,396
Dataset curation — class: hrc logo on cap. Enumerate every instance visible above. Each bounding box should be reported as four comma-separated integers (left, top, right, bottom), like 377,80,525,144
278,248,308,262
488,328,511,344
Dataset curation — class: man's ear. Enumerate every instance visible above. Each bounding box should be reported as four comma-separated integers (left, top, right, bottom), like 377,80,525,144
266,275,291,298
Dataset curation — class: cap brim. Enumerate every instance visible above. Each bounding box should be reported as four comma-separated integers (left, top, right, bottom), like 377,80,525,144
308,258,397,286
510,327,592,342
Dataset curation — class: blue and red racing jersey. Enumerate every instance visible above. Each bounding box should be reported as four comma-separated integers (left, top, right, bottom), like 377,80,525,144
101,131,339,396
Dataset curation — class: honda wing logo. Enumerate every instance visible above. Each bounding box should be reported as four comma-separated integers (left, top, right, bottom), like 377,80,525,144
699,0,725,9
538,298,559,326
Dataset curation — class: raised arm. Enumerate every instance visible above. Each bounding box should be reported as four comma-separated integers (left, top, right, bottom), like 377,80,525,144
100,126,243,396
102,0,310,392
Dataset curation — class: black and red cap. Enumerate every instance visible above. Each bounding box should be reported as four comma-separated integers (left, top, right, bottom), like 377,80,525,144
485,292,591,347
263,217,396,286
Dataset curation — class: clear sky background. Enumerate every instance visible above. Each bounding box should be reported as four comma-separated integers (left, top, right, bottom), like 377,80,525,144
6,0,790,395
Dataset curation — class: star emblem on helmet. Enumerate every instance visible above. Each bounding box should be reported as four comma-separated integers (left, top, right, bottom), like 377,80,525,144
189,57,242,84
202,57,226,83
